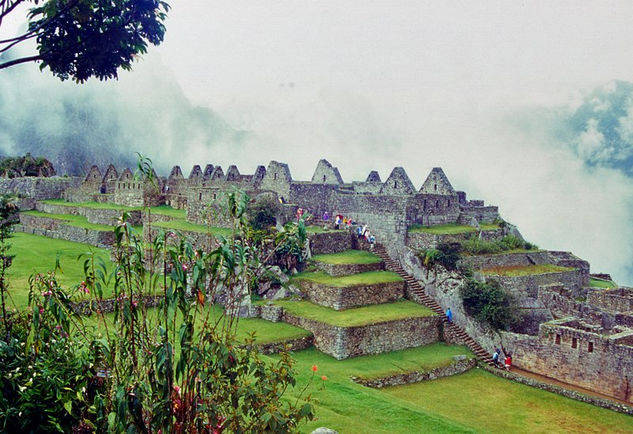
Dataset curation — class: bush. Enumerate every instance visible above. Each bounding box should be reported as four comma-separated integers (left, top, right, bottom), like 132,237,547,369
248,195,281,231
460,278,517,330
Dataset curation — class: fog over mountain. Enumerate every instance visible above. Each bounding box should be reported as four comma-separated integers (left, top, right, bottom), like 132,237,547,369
2,1,633,285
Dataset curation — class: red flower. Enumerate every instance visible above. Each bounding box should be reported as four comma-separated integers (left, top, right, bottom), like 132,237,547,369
311,365,318,372
321,375,327,381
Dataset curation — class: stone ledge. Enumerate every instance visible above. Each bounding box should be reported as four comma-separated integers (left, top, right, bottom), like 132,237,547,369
351,357,476,388
18,214,116,248
255,335,314,355
313,260,384,277
480,364,633,416
295,279,404,310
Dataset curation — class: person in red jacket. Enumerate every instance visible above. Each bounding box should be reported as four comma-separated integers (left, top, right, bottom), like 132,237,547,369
504,353,512,371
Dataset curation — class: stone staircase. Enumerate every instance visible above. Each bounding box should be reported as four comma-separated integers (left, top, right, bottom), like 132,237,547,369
373,244,494,367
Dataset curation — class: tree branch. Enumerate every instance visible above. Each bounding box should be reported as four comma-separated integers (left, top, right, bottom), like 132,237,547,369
0,54,41,69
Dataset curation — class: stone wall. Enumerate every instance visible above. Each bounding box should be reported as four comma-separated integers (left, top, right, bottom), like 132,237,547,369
458,205,499,223
308,231,353,255
313,260,384,277
458,251,551,271
484,269,585,299
18,214,115,248
351,357,476,388
406,231,473,251
294,280,404,310
281,311,441,360
0,176,81,199
255,335,314,355
587,287,633,313
501,324,633,403
35,201,143,225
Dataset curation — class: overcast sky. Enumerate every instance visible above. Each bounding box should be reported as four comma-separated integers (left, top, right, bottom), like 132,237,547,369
2,1,633,283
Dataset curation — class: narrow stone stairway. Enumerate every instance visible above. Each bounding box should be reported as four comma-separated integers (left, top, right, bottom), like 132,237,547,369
373,244,494,366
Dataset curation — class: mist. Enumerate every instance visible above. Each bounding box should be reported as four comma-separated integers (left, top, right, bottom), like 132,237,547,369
2,1,633,284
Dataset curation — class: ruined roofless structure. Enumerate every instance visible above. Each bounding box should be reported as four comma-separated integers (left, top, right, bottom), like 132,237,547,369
62,158,498,249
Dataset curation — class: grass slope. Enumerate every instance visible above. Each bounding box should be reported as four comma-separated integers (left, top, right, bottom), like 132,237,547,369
270,299,434,327
267,346,475,433
6,232,112,308
22,210,115,231
409,223,478,235
291,270,402,288
384,368,633,433
311,250,382,265
152,219,231,236
589,277,617,289
480,264,574,277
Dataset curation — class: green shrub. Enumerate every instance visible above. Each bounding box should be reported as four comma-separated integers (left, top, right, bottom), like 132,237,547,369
460,278,517,330
460,235,537,255
248,195,281,230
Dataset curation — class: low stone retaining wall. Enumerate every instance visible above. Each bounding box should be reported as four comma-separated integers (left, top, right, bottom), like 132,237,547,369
70,295,164,315
313,261,384,277
406,231,472,251
19,214,115,248
309,231,353,255
144,226,221,251
255,335,314,355
458,251,550,271
485,269,584,298
35,201,143,225
480,364,633,416
351,357,476,388
295,279,404,310
281,311,441,360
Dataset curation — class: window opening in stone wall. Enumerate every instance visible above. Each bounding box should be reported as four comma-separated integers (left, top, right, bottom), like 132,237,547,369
434,184,437,191
394,181,398,188
435,200,439,208
199,193,202,200
588,341,593,352
572,337,577,349
323,175,326,182
274,173,277,180
555,334,561,345
447,200,451,207
423,199,427,210
213,194,216,200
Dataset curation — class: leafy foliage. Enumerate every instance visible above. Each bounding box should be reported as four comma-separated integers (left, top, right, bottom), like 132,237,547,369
0,153,55,177
248,194,281,231
460,278,517,330
418,242,461,275
0,0,170,82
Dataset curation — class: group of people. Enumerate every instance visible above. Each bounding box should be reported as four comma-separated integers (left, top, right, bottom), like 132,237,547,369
357,224,375,245
322,211,355,230
492,347,512,371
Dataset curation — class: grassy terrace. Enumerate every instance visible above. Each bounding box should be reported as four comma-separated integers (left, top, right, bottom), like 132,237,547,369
22,210,117,231
41,199,141,211
149,205,186,219
311,250,382,265
409,223,477,234
480,264,574,277
589,277,617,289
85,305,311,346
269,299,434,327
409,223,501,235
152,219,231,236
7,232,112,308
268,347,633,433
291,270,402,287
305,225,343,234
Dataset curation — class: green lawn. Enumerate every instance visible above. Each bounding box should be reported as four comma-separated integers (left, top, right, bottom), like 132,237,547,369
589,277,617,289
480,264,574,277
311,250,382,265
6,232,112,308
152,219,231,236
41,199,141,211
409,223,478,235
267,346,475,433
291,270,402,288
85,304,311,346
21,210,115,232
306,225,343,234
149,205,187,219
270,299,434,327
383,368,633,433
479,223,501,231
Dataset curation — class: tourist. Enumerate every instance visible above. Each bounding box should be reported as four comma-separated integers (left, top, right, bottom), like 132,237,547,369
334,214,341,229
492,348,501,368
361,224,368,237
323,211,329,222
346,218,352,228
296,208,304,221
445,307,453,323
504,353,512,371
